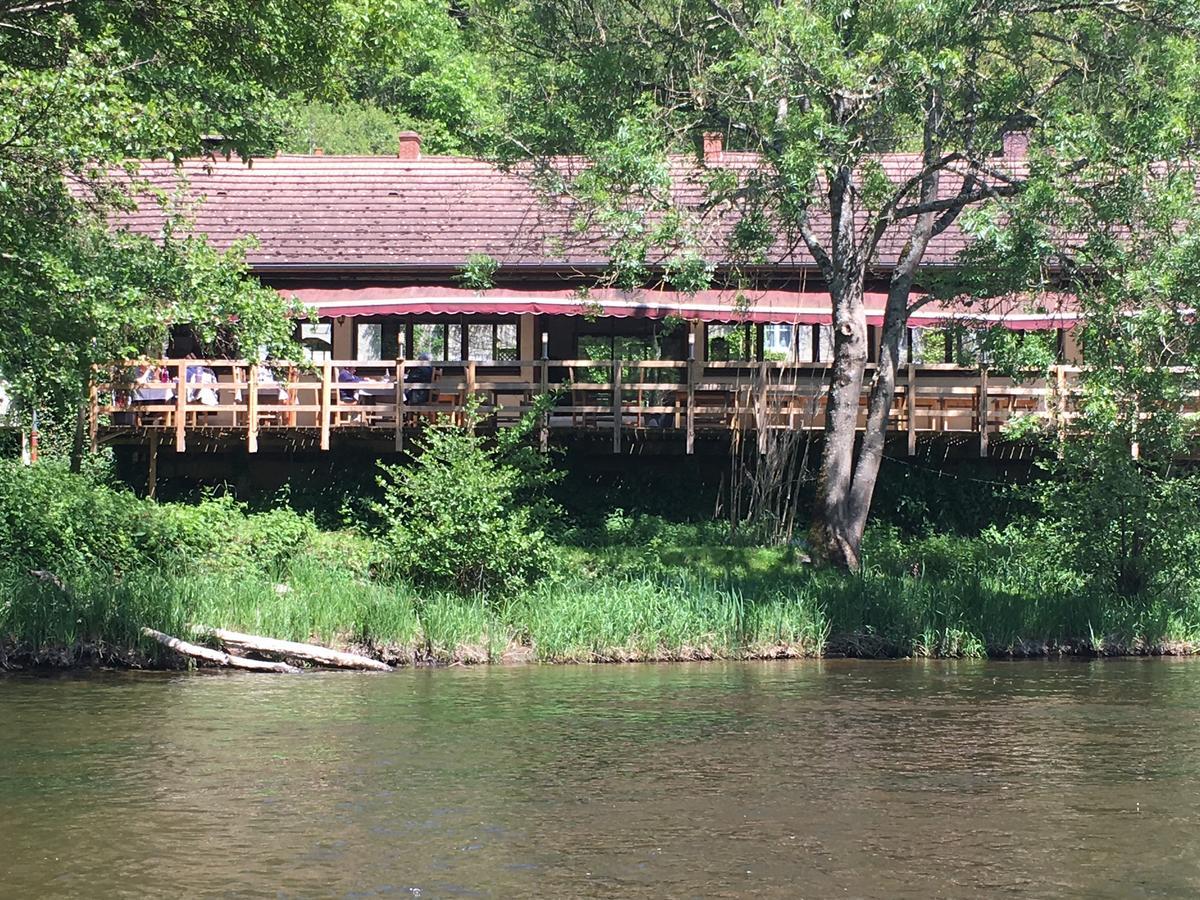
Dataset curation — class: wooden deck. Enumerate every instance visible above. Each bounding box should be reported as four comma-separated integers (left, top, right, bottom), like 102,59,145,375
90,358,1082,456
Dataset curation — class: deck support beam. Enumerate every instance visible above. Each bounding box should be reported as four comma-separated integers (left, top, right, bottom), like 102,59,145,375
907,364,917,457
395,359,405,452
319,361,332,451
611,358,621,455
978,367,989,458
247,364,259,454
174,361,186,452
539,359,549,452
147,431,159,499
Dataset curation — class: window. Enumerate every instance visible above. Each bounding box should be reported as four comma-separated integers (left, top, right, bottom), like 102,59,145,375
468,322,519,361
412,323,460,361
707,323,754,361
816,324,835,362
763,324,793,361
350,318,519,362
300,323,332,362
356,323,382,361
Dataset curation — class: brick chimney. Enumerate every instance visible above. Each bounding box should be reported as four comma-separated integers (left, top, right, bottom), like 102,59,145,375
1002,129,1030,158
312,146,324,156
702,131,724,162
397,131,422,160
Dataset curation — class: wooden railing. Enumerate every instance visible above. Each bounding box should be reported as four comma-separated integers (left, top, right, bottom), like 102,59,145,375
89,358,1089,455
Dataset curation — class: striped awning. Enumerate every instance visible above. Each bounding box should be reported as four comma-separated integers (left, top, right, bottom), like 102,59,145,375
285,284,1078,330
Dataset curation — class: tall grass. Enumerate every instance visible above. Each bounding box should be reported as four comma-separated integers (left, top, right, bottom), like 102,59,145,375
5,506,1200,667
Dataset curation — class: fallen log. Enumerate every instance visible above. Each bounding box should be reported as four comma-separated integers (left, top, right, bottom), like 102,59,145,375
141,627,301,674
191,626,394,672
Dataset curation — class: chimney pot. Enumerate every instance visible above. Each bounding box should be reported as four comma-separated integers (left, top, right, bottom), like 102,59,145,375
397,131,422,160
1002,130,1030,158
702,131,724,161
313,146,324,156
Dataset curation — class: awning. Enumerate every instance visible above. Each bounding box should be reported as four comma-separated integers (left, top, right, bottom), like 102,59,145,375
284,284,1079,330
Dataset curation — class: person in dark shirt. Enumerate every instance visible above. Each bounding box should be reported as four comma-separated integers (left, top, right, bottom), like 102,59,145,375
337,366,364,404
405,353,434,404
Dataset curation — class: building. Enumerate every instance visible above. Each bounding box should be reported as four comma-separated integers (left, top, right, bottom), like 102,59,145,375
91,131,1080,464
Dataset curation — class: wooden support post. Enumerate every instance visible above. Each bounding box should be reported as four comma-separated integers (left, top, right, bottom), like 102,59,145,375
175,361,187,452
87,373,99,454
319,361,332,451
977,367,989,458
148,431,159,500
686,359,696,455
465,360,477,430
394,359,404,452
611,358,622,454
756,361,769,455
247,364,259,454
1055,364,1067,446
907,364,917,457
539,358,549,452
286,365,298,427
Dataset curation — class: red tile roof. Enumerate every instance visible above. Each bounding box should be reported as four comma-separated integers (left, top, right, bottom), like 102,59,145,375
108,152,1010,272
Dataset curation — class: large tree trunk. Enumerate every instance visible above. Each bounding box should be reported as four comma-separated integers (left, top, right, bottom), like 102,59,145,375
842,276,916,548
808,282,870,569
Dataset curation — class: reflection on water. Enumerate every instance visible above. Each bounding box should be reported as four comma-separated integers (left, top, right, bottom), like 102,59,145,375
2,660,1200,898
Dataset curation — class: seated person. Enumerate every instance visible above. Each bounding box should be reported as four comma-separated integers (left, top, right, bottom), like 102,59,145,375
337,366,364,404
404,353,434,404
183,353,219,406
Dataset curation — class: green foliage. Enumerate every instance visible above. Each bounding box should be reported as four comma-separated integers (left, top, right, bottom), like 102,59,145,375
308,0,502,155
371,407,560,594
457,253,502,291
281,99,408,155
1034,447,1200,603
0,0,341,423
0,460,316,580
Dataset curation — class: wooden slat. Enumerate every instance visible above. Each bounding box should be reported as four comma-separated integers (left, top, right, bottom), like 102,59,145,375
319,361,332,450
174,361,186,452
247,364,259,454
611,359,621,454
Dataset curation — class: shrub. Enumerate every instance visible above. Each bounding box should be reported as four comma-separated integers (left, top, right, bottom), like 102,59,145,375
0,460,317,581
372,411,557,595
1034,444,1200,603
0,460,156,576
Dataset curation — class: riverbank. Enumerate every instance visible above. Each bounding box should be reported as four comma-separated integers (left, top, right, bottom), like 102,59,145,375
5,529,1199,671
4,459,1200,671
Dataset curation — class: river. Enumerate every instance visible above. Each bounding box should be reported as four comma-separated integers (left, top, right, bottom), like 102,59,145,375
2,659,1198,898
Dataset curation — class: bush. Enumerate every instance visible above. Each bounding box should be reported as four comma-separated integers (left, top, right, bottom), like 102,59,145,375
0,460,157,576
372,412,557,595
1034,444,1200,603
0,460,317,580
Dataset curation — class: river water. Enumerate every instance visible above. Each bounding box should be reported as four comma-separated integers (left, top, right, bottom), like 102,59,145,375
2,660,1199,898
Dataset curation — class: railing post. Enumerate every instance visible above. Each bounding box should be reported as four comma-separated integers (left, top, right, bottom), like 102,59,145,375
319,361,332,451
147,431,159,500
175,361,187,452
611,357,621,454
87,368,99,454
1055,364,1067,447
686,358,696,455
539,358,549,453
395,359,404,452
907,364,917,456
977,366,989,458
756,361,769,454
247,364,259,454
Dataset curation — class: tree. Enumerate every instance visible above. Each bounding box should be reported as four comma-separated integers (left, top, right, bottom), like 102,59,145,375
475,0,1200,569
0,0,347,429
280,0,501,155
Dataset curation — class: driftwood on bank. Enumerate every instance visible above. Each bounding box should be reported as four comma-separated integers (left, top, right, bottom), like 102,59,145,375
141,627,301,674
192,626,394,672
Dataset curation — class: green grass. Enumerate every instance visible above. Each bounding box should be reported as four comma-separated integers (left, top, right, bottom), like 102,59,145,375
5,519,1200,668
